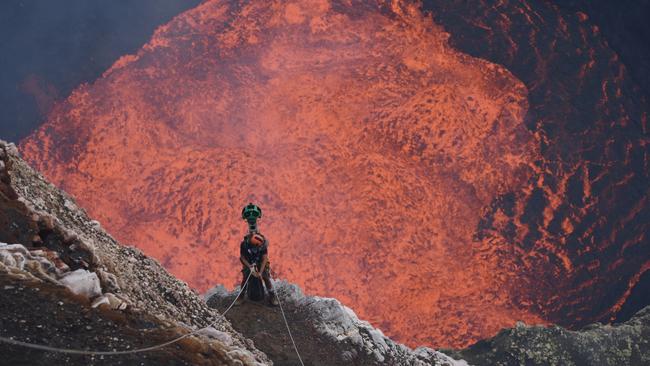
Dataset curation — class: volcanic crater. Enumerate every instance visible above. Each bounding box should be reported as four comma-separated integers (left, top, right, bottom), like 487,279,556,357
20,0,649,349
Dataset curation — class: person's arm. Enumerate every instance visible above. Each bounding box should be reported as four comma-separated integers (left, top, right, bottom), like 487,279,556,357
240,256,252,268
240,241,255,270
241,255,259,278
258,241,269,275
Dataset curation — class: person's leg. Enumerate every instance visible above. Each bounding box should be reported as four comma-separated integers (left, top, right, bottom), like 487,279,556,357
261,267,273,291
241,265,251,292
235,265,250,306
262,265,277,305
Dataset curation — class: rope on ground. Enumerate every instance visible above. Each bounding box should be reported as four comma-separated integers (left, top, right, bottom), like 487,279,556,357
0,271,253,355
273,280,305,366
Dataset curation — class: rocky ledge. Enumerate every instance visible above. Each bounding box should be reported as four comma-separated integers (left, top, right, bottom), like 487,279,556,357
440,306,650,366
207,280,650,366
206,281,468,366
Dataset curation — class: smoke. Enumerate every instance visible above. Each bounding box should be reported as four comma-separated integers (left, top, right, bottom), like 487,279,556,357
0,0,201,143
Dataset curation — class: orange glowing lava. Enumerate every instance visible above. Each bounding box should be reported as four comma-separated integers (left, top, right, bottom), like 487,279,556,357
20,0,550,348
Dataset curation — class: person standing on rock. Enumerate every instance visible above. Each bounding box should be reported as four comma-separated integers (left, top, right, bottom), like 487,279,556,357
236,203,278,306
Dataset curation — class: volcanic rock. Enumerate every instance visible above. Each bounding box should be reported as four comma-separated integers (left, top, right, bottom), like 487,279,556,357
440,306,650,366
206,280,469,366
207,278,650,366
58,268,102,298
0,140,269,365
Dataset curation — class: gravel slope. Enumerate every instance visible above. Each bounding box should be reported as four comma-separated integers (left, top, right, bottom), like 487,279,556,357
0,140,270,365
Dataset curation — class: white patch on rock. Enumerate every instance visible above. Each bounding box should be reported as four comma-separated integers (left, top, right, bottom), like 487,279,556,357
59,269,102,298
199,326,234,346
5,142,19,156
11,252,26,270
96,268,120,292
90,220,102,230
0,243,29,255
91,295,111,308
0,250,17,267
414,347,472,366
32,197,46,210
91,292,128,310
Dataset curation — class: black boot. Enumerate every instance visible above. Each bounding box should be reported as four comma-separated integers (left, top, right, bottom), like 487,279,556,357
234,293,246,306
268,290,278,306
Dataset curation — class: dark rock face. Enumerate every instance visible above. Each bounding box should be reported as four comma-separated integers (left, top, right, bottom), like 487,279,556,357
441,306,650,366
0,140,269,365
555,0,650,101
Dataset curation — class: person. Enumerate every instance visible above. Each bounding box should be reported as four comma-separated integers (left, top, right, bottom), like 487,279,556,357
236,203,278,306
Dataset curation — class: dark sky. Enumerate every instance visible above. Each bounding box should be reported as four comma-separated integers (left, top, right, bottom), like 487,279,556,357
0,0,201,143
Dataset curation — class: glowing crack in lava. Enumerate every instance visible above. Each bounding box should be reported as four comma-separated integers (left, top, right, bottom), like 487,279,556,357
21,0,604,348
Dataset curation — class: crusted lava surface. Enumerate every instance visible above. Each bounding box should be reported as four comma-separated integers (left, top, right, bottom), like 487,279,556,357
20,0,649,349
424,0,649,330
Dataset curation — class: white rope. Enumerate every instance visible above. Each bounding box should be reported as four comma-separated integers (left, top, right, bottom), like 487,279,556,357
273,281,305,366
222,271,253,316
0,271,253,355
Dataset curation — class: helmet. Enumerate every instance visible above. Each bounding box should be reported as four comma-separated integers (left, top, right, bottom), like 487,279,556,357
249,233,265,246
242,203,262,221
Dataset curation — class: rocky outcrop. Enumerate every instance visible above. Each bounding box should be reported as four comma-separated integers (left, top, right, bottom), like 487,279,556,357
207,278,650,366
1,242,130,310
439,306,650,366
207,281,469,366
0,273,251,366
0,140,269,365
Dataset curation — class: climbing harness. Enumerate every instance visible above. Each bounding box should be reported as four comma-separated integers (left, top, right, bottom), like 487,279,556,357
0,271,253,356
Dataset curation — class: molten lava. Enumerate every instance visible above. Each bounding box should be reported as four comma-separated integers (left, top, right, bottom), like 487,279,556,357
20,0,649,349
